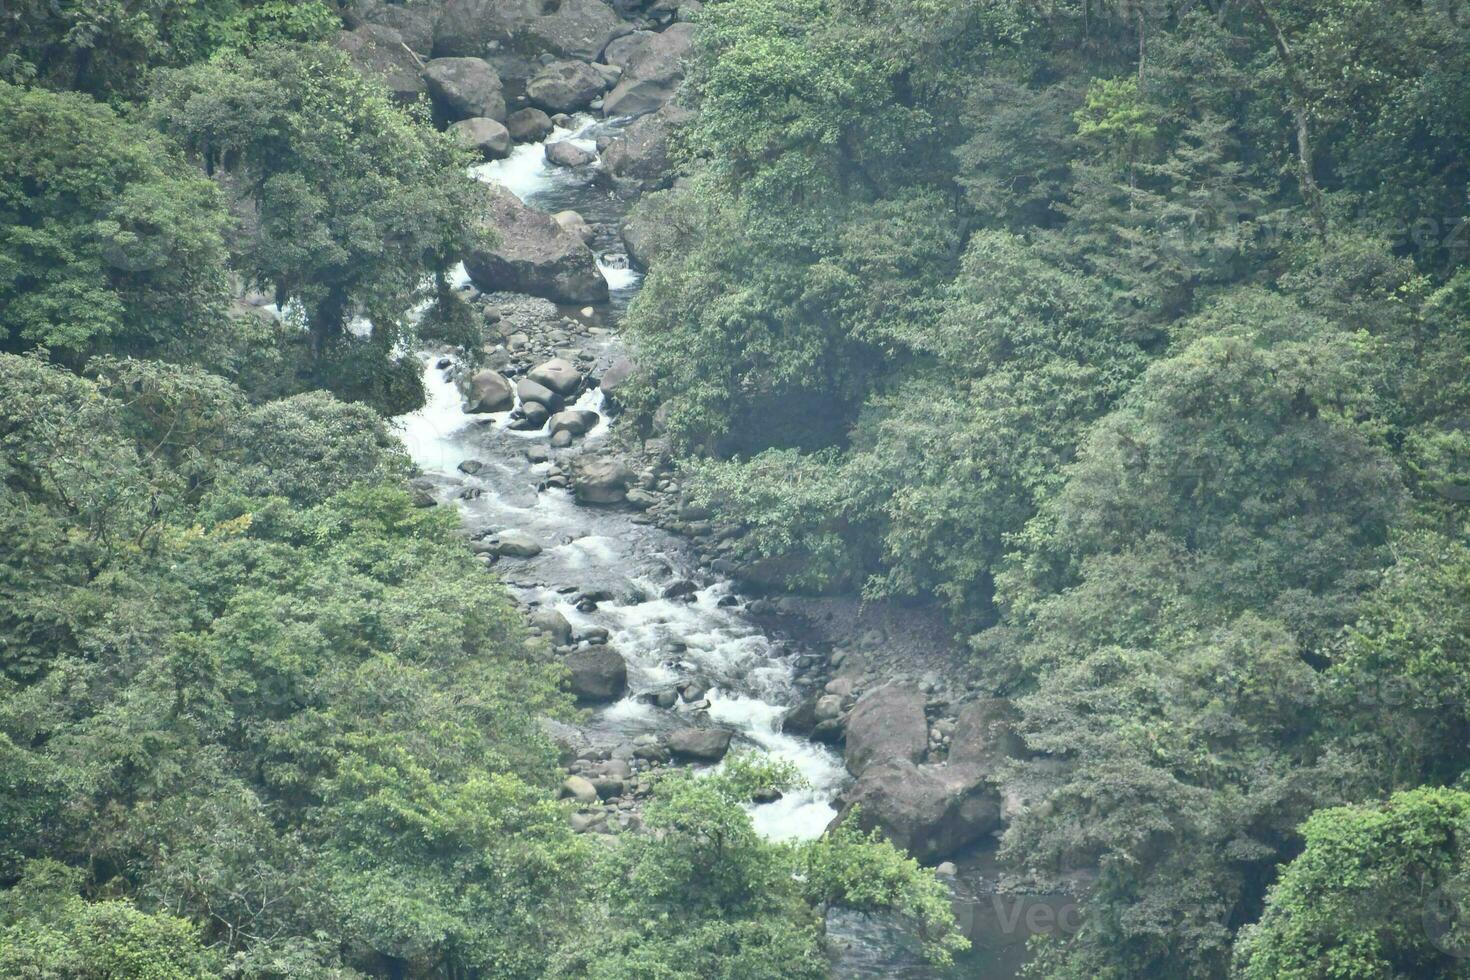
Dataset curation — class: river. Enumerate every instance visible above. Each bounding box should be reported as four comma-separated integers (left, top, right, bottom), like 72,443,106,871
393,112,849,842
392,111,1043,979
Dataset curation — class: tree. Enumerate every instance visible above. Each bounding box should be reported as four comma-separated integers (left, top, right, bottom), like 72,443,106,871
1234,787,1470,979
998,290,1403,652
0,81,229,360
148,44,487,414
556,758,966,977
0,0,337,98
0,860,220,979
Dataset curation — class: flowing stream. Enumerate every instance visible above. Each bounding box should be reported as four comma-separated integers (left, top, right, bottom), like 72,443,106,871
391,113,1039,978
393,114,849,841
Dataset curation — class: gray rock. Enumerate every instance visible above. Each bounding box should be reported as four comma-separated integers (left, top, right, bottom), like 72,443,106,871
832,759,1002,863
435,0,629,65
624,488,657,510
783,696,820,736
506,106,555,143
591,776,625,799
516,377,562,410
531,608,574,645
598,356,636,401
464,187,608,304
815,694,845,721
335,25,426,104
539,716,588,766
843,685,928,776
492,531,543,558
449,117,511,159
601,30,654,68
566,647,628,702
591,62,622,87
562,774,599,804
569,811,603,832
549,409,600,436
572,458,632,505
348,0,435,55
463,369,514,413
621,212,659,271
408,478,438,508
528,357,583,396
603,102,694,190
603,23,694,118
527,59,610,113
553,210,595,244
947,698,1024,769
545,140,597,168
666,727,734,762
423,57,506,121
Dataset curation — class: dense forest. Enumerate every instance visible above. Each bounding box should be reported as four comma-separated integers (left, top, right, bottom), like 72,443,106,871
3,0,1470,977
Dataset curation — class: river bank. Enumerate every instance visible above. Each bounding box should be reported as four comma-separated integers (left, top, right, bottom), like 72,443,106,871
355,3,1050,972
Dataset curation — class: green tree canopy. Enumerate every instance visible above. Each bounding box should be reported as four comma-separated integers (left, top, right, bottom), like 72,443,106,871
0,81,229,360
148,43,486,414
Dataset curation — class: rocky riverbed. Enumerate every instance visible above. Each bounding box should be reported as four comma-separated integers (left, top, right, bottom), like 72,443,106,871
333,0,1057,971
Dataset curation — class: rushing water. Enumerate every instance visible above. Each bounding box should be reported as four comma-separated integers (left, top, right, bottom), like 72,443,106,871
392,108,1049,978
394,112,848,841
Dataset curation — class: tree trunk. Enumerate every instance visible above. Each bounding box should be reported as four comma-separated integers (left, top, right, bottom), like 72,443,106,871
1248,0,1328,240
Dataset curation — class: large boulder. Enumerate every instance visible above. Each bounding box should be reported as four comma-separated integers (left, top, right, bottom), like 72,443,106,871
566,647,628,702
435,0,629,66
621,211,660,271
601,30,654,68
843,685,928,776
347,0,435,55
527,59,610,113
449,117,511,159
462,368,514,412
491,530,543,558
531,607,574,646
782,695,820,736
507,106,554,142
546,140,597,168
554,210,595,244
666,727,734,762
422,57,506,121
602,23,694,118
464,186,609,304
832,760,1002,863
602,102,692,191
598,356,636,405
528,357,583,397
549,409,600,436
517,376,562,410
540,716,588,766
572,458,632,505
948,697,1024,769
335,25,426,104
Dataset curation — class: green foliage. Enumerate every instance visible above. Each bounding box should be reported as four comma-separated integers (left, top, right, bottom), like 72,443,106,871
1328,532,1470,791
148,43,485,414
1003,614,1333,978
999,291,1403,650
559,759,966,976
0,81,229,359
1234,787,1470,979
0,860,220,979
801,818,968,966
0,353,578,975
0,0,340,98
